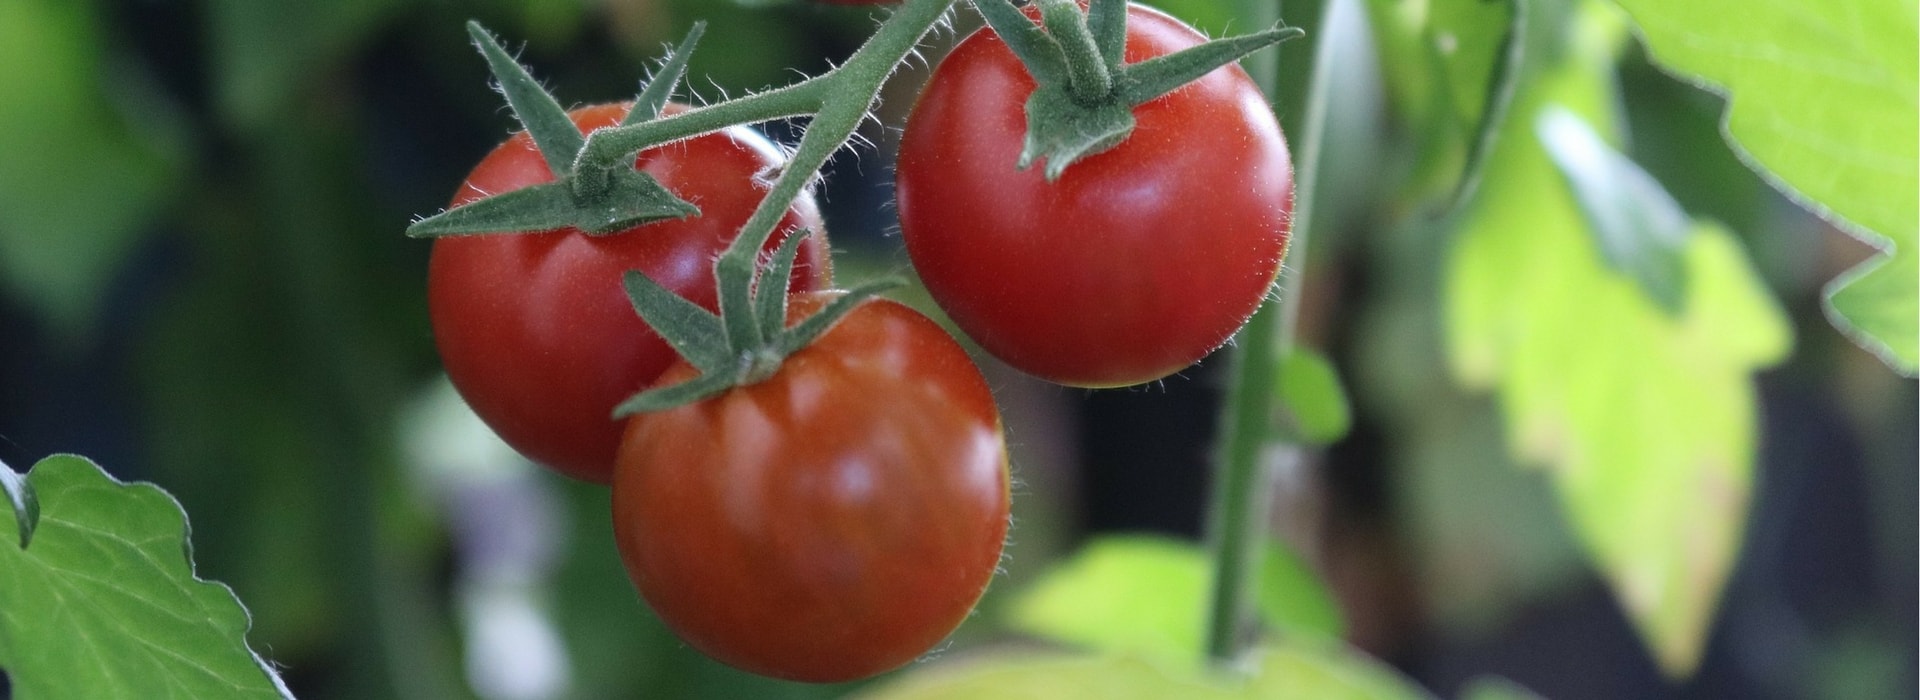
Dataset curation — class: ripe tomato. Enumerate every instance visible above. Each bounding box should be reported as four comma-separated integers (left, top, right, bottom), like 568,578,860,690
612,293,1010,683
894,3,1293,388
430,103,829,484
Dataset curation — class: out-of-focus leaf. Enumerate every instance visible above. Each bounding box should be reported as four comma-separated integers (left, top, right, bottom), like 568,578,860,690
1006,535,1343,665
0,459,36,549
1537,107,1692,313
1611,0,1918,374
853,644,1427,700
1444,0,1790,677
0,0,184,339
1276,347,1353,445
1256,540,1346,642
208,0,401,128
1458,676,1544,700
1363,0,1518,200
0,455,291,699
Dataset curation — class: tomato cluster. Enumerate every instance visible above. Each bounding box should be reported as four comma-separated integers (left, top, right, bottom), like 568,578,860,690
422,0,1290,685
430,102,829,484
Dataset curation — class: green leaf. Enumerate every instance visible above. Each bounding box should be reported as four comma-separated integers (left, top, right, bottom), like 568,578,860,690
1275,347,1353,445
1256,541,1347,642
1536,107,1692,313
1445,0,1528,211
1006,535,1343,665
0,460,36,549
0,455,291,699
1610,0,1918,374
852,644,1426,700
1458,676,1544,700
1363,0,1522,203
1443,0,1790,677
0,0,184,340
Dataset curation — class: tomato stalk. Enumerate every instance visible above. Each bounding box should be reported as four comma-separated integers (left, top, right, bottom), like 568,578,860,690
1202,0,1336,666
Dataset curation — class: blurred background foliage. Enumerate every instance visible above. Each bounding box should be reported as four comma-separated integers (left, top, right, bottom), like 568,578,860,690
0,0,1912,698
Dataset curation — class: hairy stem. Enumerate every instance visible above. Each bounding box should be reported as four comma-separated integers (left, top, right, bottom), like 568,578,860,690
1204,0,1334,666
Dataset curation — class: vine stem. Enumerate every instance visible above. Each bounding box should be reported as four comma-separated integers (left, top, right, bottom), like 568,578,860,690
1203,0,1336,665
576,0,957,269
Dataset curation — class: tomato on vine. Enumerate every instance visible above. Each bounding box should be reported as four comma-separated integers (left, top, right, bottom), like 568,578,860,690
428,101,830,483
612,292,1010,683
896,1,1295,388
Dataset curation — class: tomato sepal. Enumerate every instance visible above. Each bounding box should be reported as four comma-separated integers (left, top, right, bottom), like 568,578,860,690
973,0,1304,179
406,167,700,237
625,23,705,127
612,229,906,416
406,22,709,238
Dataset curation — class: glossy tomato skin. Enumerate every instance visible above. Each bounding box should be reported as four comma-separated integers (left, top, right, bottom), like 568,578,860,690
430,103,828,484
895,4,1293,388
612,293,1010,683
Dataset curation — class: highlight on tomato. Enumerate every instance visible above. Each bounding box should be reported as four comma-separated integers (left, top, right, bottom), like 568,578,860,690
428,101,829,483
612,292,1011,683
896,1,1295,388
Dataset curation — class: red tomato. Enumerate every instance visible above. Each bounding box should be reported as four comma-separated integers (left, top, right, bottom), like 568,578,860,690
612,293,1010,683
894,4,1293,388
430,103,829,483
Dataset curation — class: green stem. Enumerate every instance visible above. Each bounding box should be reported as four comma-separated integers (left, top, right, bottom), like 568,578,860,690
1204,0,1335,666
718,0,956,265
1038,0,1113,102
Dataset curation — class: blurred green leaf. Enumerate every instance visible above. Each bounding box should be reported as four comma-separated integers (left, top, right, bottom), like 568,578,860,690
1611,0,1918,374
1444,0,1790,677
0,0,184,339
853,644,1426,700
1006,535,1343,665
1537,107,1692,313
1458,676,1543,700
1363,0,1518,201
209,0,401,128
1256,540,1347,642
0,455,290,699
1276,347,1353,445
0,459,36,549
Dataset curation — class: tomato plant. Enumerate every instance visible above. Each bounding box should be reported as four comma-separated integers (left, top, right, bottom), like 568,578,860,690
428,102,830,483
895,2,1293,388
611,292,1011,683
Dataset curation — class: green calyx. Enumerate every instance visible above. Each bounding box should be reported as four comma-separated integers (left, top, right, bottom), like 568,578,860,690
972,0,1305,180
613,230,904,416
405,22,707,238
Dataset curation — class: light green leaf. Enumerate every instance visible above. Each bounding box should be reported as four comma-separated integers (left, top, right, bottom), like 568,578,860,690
853,644,1426,700
0,455,291,698
1458,676,1544,700
1276,347,1353,445
1611,0,1919,374
1257,541,1347,642
1006,535,1343,666
0,0,184,340
1538,107,1692,313
0,459,36,549
1363,0,1519,200
1444,0,1790,677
